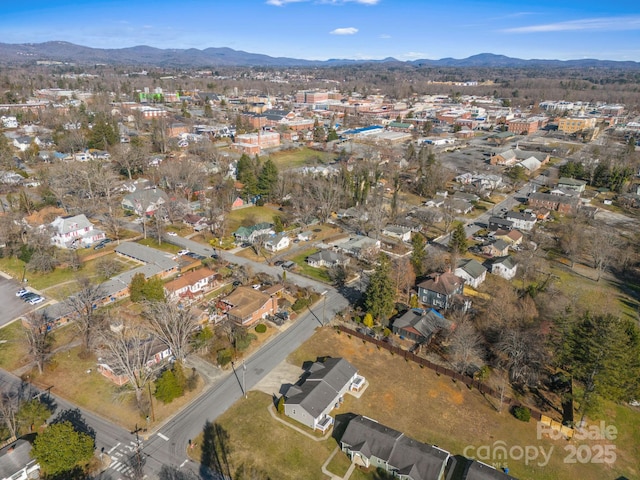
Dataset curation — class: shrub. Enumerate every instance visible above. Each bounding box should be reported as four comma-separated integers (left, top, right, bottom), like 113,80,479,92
292,297,311,312
154,369,183,404
277,396,285,414
255,324,267,334
236,332,257,352
217,349,233,367
513,406,531,422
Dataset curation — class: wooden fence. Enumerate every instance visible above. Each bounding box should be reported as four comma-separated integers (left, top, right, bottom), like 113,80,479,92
336,325,543,421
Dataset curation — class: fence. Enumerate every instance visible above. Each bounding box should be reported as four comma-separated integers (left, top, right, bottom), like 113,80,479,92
336,325,543,422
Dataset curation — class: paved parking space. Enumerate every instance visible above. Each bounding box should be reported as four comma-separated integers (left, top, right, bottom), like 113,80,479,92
0,275,37,328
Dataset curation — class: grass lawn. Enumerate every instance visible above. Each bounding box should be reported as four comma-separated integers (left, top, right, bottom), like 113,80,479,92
198,328,639,480
0,321,31,372
268,147,335,170
227,206,281,234
289,249,331,283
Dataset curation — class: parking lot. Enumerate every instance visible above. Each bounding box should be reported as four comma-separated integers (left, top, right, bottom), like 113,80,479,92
0,274,39,328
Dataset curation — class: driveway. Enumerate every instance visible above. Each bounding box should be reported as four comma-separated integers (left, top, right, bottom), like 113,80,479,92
0,274,36,328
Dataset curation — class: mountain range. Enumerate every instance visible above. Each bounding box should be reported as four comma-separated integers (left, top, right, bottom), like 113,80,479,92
1,41,639,69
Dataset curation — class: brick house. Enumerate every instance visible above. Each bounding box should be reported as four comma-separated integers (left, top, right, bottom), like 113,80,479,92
164,268,218,302
221,286,278,326
527,192,580,214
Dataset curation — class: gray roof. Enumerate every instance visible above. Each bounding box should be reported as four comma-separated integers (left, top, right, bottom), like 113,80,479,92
0,439,37,480
488,216,513,227
457,258,487,279
285,357,357,417
393,308,453,340
341,415,450,480
557,177,587,187
492,255,516,270
115,242,178,271
491,239,509,251
50,214,93,235
307,250,345,265
505,211,536,222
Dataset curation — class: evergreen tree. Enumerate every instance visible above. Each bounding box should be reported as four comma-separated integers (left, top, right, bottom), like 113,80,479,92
364,254,396,324
87,116,118,150
154,369,183,403
257,158,279,198
326,128,339,142
31,421,94,477
562,313,640,421
449,222,468,256
236,154,258,196
312,118,325,142
141,276,166,302
129,273,146,303
17,399,52,433
410,234,427,277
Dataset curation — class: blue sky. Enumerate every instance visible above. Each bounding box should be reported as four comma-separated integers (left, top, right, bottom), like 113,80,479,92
2,0,640,61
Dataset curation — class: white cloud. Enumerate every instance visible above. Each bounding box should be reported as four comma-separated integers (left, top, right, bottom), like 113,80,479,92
266,0,306,6
379,33,391,39
330,27,358,35
503,15,640,33
399,52,428,60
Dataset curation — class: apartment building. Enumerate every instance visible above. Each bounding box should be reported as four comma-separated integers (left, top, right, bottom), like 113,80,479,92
558,117,596,134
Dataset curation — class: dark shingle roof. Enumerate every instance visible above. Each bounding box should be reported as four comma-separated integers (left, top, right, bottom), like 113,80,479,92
341,416,450,480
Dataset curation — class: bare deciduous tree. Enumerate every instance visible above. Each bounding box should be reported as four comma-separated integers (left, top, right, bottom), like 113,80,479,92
143,301,200,361
98,326,154,406
587,225,621,282
0,390,19,438
65,277,106,352
23,311,53,374
496,327,546,388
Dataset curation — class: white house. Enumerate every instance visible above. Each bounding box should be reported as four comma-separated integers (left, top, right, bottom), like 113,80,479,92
50,214,106,249
284,358,364,432
1,115,18,128
382,225,412,242
490,255,518,280
264,233,290,253
505,211,537,231
455,258,487,289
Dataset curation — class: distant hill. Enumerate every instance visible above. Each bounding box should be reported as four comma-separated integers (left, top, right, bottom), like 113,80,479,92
0,41,639,69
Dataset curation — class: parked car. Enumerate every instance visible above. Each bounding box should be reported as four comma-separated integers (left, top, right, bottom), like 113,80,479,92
28,296,45,305
273,260,285,267
281,261,296,270
21,292,40,302
167,232,178,237
177,250,190,256
16,288,28,297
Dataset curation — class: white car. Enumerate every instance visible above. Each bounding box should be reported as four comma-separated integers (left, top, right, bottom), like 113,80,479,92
28,296,45,305
167,232,178,237
177,250,189,256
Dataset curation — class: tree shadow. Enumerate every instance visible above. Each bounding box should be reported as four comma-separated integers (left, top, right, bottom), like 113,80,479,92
199,421,232,480
332,412,359,444
158,465,199,480
47,466,86,480
50,408,96,445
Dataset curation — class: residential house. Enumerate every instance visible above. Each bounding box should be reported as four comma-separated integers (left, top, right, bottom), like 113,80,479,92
334,235,380,260
490,256,518,280
50,214,106,249
493,229,523,246
183,213,208,231
97,339,172,386
264,233,290,253
307,250,349,268
114,242,179,279
445,198,474,215
452,191,480,203
340,415,450,480
483,239,510,257
284,357,364,432
392,308,454,343
164,268,218,302
528,192,580,214
0,439,39,480
122,188,169,216
490,148,549,167
382,225,412,242
455,258,487,289
232,223,274,244
556,177,587,193
488,216,513,232
505,211,537,231
297,231,314,241
221,286,278,326
417,272,464,311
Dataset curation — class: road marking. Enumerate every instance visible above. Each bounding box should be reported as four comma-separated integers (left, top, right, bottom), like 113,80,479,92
107,443,121,454
157,432,170,441
180,459,188,468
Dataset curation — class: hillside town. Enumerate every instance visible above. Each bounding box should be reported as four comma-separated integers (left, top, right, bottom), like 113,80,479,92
0,62,639,480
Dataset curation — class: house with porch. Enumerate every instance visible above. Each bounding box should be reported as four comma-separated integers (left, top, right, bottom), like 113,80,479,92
233,222,274,244
340,415,450,480
164,268,218,302
307,250,349,268
0,439,40,480
122,188,169,216
50,214,106,249
221,286,278,326
417,272,465,311
284,357,364,432
392,308,454,344
483,239,510,257
264,233,290,252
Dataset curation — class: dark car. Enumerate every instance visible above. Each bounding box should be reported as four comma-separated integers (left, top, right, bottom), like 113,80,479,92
21,292,40,302
273,260,285,267
232,280,242,287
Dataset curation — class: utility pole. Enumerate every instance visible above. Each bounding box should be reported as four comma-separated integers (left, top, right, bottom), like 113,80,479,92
147,382,155,422
131,423,144,476
242,360,247,399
